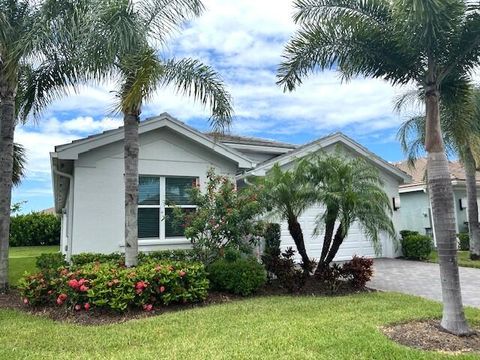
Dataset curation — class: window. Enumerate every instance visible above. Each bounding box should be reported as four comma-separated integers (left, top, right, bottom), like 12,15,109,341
138,176,197,239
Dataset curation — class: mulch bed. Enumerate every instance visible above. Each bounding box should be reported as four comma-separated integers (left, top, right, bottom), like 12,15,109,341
382,320,480,354
0,279,368,326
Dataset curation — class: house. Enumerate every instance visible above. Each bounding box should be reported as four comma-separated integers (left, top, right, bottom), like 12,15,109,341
51,113,410,262
394,158,480,237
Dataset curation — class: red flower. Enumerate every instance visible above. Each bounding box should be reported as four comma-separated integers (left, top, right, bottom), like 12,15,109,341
159,286,165,293
79,285,89,292
143,304,153,312
135,288,143,294
58,293,68,301
74,304,82,311
23,298,29,304
84,303,90,311
179,270,186,277
68,279,79,289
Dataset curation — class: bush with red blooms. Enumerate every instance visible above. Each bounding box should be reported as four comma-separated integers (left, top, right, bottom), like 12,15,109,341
18,261,209,312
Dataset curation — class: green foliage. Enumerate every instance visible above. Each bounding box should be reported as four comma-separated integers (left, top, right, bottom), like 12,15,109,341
262,247,304,293
401,234,433,260
9,212,60,247
263,223,282,259
175,169,264,264
71,253,123,267
207,255,266,296
19,261,209,311
458,232,470,251
36,253,66,272
400,230,420,241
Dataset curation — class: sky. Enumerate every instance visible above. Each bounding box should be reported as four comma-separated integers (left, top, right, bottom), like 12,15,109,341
12,0,467,213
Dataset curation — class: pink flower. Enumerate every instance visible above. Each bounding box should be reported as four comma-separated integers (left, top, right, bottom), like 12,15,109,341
135,281,146,289
154,265,162,272
58,293,68,301
84,303,90,311
74,304,82,311
78,278,86,286
143,304,153,312
135,288,143,294
179,270,186,277
159,286,165,293
79,285,89,292
47,290,53,295
68,279,79,289
23,298,29,304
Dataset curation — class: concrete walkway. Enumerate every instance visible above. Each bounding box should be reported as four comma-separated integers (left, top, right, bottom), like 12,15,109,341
368,258,480,308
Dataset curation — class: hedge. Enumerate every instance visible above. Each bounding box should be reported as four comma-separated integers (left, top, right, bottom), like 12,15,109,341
10,212,60,246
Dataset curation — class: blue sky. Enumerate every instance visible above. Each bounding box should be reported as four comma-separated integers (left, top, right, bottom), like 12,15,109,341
12,0,425,213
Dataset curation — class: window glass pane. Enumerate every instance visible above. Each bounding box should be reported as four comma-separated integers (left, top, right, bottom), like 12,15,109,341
138,208,159,238
166,177,197,205
165,208,196,237
139,176,160,205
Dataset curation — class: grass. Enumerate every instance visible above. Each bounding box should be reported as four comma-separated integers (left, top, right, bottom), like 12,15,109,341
9,246,59,286
428,250,480,269
0,292,479,359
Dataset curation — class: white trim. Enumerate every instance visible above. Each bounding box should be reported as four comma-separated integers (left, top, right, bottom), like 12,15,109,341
225,143,296,154
54,113,254,169
237,132,411,183
399,185,427,193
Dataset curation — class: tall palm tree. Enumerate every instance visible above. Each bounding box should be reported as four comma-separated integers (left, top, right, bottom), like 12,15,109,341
277,0,479,335
12,143,26,186
88,1,233,267
397,86,480,260
258,162,315,271
0,0,95,292
305,153,395,273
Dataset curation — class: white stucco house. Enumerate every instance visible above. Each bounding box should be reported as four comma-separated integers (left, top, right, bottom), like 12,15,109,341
51,113,410,262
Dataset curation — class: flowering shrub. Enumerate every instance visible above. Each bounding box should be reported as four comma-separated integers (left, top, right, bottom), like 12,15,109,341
173,169,264,264
316,256,374,291
18,261,209,312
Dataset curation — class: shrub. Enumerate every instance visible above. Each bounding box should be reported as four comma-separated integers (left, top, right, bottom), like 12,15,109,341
71,253,123,267
316,263,344,292
18,260,209,311
9,212,60,246
174,169,264,265
401,234,433,260
342,256,374,289
399,230,419,241
36,253,67,272
138,249,197,263
207,255,266,296
458,232,470,251
262,246,304,293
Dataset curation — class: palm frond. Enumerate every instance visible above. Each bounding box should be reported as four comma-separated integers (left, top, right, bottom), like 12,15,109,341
160,58,233,131
12,143,26,187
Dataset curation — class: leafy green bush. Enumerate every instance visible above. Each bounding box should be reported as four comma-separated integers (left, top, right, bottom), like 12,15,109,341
18,260,209,311
9,212,60,246
36,253,67,272
458,233,470,251
207,255,266,296
399,230,419,241
71,253,123,267
401,234,433,260
174,169,264,264
263,223,281,258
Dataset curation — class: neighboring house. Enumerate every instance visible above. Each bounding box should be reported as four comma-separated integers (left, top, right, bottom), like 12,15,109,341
394,158,480,236
51,113,410,262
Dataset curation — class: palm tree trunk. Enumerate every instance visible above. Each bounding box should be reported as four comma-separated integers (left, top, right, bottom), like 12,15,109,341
425,79,470,335
0,84,16,293
464,148,480,260
287,217,310,271
124,113,139,267
314,214,336,275
323,222,346,265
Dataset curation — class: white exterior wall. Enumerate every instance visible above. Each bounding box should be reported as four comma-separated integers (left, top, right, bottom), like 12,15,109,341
70,128,237,255
275,145,403,261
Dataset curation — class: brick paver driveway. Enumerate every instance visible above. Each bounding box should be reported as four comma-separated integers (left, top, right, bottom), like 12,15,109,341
368,258,480,308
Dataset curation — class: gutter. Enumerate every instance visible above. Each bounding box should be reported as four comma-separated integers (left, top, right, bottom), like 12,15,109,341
52,163,74,262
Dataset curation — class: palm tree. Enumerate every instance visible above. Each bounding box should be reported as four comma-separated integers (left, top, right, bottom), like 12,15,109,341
12,143,26,186
258,162,315,271
88,1,233,267
0,0,95,292
277,0,479,335
305,153,396,273
397,86,480,260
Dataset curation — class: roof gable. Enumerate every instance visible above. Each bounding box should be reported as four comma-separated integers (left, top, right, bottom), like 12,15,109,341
52,113,254,169
240,132,411,183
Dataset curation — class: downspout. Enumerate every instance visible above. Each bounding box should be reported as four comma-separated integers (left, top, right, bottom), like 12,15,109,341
52,164,74,263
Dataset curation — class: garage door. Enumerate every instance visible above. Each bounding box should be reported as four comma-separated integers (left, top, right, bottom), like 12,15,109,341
279,204,376,262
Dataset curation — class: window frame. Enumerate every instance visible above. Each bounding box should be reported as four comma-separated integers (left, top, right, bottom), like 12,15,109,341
138,175,198,240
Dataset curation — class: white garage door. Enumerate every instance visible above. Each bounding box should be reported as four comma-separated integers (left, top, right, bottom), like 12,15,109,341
279,204,377,262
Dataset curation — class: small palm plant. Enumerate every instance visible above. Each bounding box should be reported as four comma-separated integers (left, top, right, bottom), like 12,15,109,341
305,152,396,273
257,162,315,271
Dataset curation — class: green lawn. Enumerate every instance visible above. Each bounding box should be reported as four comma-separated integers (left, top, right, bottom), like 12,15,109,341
0,292,478,359
9,246,59,286
428,250,480,269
